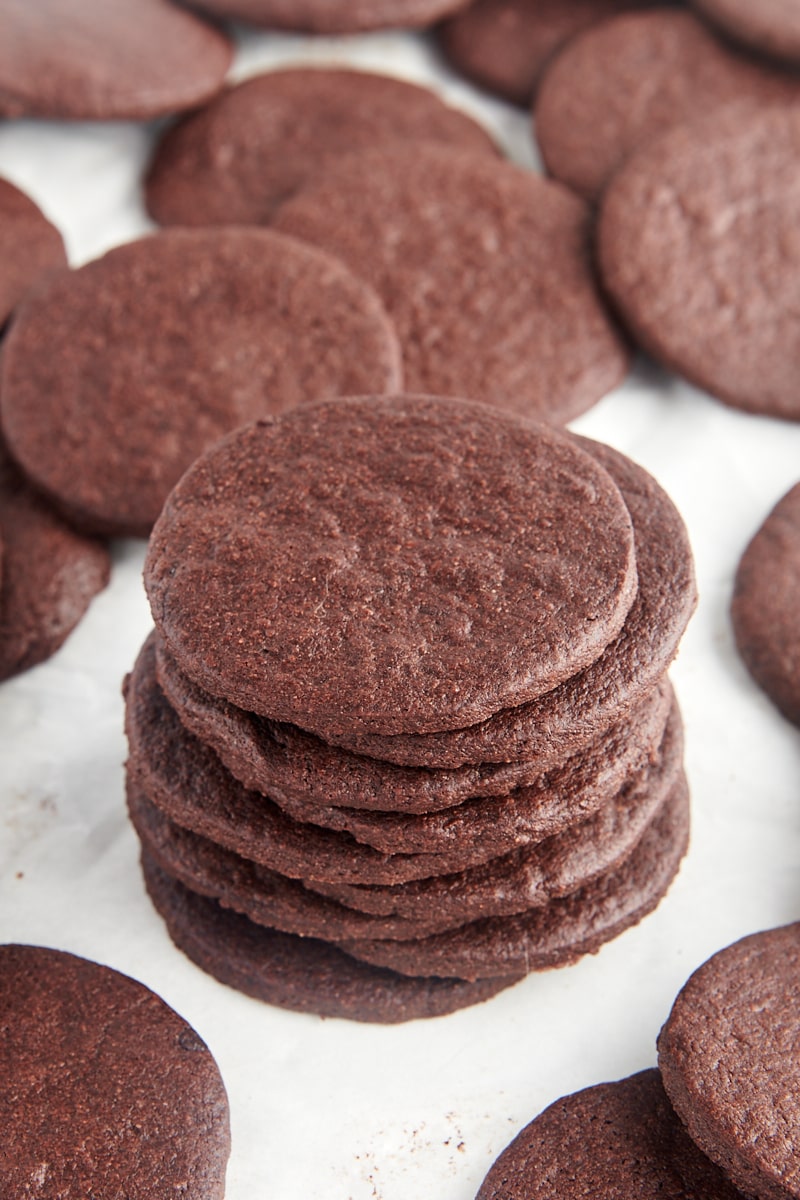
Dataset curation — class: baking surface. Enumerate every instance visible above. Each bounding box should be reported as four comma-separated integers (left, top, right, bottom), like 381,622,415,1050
1,26,799,1200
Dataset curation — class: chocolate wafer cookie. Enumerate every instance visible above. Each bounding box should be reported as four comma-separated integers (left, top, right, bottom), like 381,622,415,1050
476,1069,741,1200
146,67,497,228
731,482,800,728
1,229,401,537
145,397,638,738
0,441,109,681
599,105,800,420
142,854,521,1024
182,0,472,32
0,0,232,120
535,9,800,202
273,149,629,421
0,177,66,328
658,923,800,1200
0,944,230,1198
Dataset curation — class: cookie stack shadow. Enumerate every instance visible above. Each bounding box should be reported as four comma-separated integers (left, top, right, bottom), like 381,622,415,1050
124,395,696,1022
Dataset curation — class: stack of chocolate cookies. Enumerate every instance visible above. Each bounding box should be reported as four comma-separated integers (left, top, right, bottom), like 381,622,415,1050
125,394,695,1022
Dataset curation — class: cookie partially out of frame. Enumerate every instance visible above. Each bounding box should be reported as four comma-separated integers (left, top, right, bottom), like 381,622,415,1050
599,105,800,421
0,177,66,328
146,68,497,228
476,1069,741,1199
692,0,800,65
0,441,110,681
182,0,471,32
1,229,402,536
0,0,232,120
145,397,638,738
658,922,800,1200
0,944,230,1198
437,0,652,105
142,854,521,1023
731,482,800,728
274,149,629,422
535,9,800,202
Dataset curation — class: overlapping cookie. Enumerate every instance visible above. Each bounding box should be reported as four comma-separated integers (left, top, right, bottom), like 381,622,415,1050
125,394,695,1020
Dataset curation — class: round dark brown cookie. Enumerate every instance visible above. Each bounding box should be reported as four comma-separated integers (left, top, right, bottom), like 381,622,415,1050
693,0,800,65
658,923,800,1200
0,177,66,328
273,147,629,422
731,483,800,728
127,699,680,939
312,436,695,768
146,67,498,229
535,9,800,203
1,229,402,537
141,854,521,1023
0,0,232,120
307,698,682,922
476,1069,742,1200
181,0,471,31
145,397,638,738
130,636,635,886
156,633,671,829
336,773,689,980
0,440,110,681
599,105,800,421
0,943,230,1198
437,0,656,105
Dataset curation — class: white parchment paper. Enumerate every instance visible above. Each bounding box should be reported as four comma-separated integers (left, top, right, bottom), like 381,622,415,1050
1,25,798,1200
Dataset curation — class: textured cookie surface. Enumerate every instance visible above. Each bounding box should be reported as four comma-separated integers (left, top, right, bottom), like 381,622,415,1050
337,774,689,980
274,146,629,422
476,1069,742,1199
145,397,637,737
438,0,651,104
127,637,661,886
128,699,680,939
182,0,471,31
731,482,800,728
142,854,520,1023
658,922,800,1200
0,0,232,119
146,67,497,228
0,177,66,327
693,0,800,63
536,9,800,202
0,441,110,680
317,436,694,767
1,229,401,536
599,105,800,420
0,943,230,1198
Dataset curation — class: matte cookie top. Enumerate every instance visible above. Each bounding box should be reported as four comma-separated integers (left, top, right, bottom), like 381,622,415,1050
0,228,402,536
145,396,638,738
0,944,230,1198
0,178,66,328
536,8,800,202
0,0,233,120
599,105,800,420
731,482,800,728
658,923,800,1200
183,0,471,31
146,67,498,228
477,1069,742,1199
438,0,650,105
275,144,629,423
693,0,800,64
